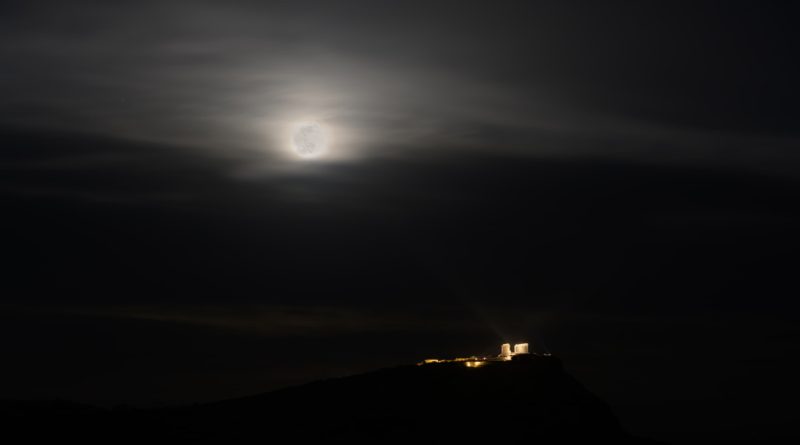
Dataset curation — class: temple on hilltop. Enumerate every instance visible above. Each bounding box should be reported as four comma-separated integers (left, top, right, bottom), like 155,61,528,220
418,342,550,367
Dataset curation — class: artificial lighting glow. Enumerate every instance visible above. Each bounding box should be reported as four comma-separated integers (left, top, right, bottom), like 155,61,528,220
416,342,539,367
291,121,327,158
500,343,512,359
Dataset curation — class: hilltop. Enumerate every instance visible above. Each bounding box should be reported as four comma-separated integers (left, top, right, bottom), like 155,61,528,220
2,355,660,443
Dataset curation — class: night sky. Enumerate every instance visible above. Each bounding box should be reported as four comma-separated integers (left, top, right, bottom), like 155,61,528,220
2,1,800,443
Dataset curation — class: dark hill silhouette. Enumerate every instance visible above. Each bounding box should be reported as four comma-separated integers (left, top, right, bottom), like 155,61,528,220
2,356,661,443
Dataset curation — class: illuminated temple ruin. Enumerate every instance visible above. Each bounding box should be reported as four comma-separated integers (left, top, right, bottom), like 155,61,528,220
419,342,548,367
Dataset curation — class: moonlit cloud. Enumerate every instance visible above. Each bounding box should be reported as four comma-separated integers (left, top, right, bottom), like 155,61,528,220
3,1,799,178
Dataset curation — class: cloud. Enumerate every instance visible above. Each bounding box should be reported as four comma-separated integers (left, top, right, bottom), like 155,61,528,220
2,1,799,175
4,127,800,315
5,302,481,337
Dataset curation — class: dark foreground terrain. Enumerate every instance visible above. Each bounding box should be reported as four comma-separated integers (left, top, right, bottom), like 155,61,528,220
2,355,659,443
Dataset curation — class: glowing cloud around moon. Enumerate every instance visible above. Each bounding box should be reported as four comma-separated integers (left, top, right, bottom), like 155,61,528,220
292,122,326,158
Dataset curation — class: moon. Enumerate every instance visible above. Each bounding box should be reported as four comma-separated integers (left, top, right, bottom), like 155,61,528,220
292,122,326,158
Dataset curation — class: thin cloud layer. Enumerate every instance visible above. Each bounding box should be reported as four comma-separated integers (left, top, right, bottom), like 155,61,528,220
3,1,799,173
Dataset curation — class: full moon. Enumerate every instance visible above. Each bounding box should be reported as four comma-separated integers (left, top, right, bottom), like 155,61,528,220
292,122,326,158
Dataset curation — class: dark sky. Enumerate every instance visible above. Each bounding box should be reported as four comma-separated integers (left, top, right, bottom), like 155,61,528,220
2,1,800,443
